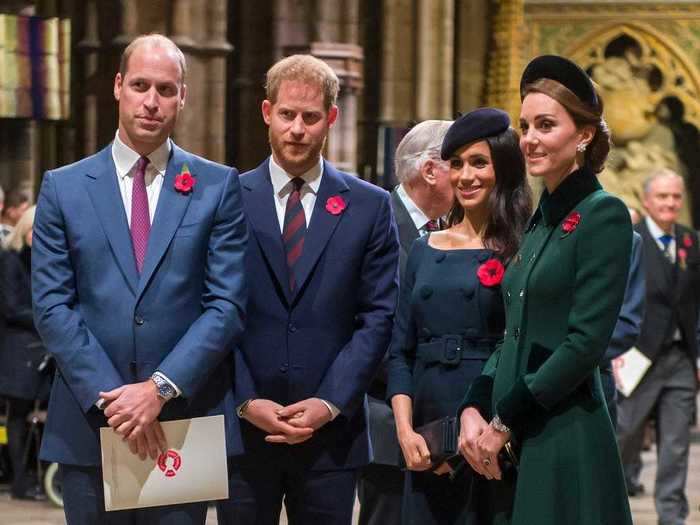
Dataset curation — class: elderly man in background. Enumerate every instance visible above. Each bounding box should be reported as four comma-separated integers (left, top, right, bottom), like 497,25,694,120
358,120,453,525
617,169,700,525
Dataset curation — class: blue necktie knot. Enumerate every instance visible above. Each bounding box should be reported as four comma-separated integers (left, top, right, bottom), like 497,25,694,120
659,234,673,249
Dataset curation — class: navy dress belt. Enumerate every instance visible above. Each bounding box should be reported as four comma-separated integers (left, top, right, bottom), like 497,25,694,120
417,334,496,365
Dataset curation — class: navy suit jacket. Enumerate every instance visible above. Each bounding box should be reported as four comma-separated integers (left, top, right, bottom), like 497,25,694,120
32,143,247,465
602,231,645,365
232,158,399,470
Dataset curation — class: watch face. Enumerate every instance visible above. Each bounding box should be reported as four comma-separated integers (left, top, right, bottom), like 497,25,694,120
160,384,174,397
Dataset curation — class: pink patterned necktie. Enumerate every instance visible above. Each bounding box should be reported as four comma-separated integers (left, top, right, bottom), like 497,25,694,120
130,156,151,274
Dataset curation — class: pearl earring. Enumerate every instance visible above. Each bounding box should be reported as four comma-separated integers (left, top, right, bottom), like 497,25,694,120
576,143,587,153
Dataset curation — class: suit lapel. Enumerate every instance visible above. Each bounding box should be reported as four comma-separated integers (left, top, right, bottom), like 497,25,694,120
242,161,292,305
637,222,674,302
84,145,139,295
391,189,420,252
136,144,193,299
292,161,349,300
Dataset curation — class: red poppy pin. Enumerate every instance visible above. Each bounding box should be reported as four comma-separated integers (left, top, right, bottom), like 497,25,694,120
477,258,505,287
683,233,693,248
174,163,196,194
326,195,346,215
561,211,581,237
679,248,688,271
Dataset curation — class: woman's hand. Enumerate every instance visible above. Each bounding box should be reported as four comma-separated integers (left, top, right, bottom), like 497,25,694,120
458,407,490,477
397,427,433,471
475,424,511,480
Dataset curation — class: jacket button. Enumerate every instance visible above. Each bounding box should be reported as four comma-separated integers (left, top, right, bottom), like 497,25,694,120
288,323,297,333
279,363,289,373
134,315,144,325
506,291,511,304
514,328,520,339
519,290,524,299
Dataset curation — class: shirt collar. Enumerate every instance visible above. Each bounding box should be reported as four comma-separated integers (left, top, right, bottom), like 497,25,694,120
645,216,675,240
269,155,324,196
396,183,430,231
537,165,602,227
112,131,171,179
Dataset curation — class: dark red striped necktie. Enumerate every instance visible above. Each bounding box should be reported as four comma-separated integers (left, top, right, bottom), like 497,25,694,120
283,177,306,291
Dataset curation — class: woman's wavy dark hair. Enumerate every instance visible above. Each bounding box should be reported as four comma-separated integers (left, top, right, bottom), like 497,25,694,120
446,128,532,262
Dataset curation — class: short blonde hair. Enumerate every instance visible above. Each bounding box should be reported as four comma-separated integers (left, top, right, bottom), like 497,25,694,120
265,55,339,111
6,205,35,252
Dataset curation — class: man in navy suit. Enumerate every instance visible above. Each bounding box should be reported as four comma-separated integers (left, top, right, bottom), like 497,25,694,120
216,55,399,525
32,34,247,524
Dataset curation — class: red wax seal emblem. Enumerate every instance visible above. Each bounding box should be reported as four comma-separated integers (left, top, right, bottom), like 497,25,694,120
157,449,182,478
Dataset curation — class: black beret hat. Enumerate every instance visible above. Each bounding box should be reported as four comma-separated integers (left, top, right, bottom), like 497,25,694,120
520,55,598,107
440,107,511,160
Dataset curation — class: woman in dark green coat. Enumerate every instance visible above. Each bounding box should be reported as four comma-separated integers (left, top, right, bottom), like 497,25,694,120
458,55,634,525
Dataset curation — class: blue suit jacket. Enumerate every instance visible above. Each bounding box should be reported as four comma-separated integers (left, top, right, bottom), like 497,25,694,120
231,159,399,470
602,231,645,365
32,143,247,465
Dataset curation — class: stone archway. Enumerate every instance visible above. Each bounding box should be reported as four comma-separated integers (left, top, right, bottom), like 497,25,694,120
565,22,700,225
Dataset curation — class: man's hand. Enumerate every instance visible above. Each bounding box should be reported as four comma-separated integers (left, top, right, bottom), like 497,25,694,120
275,398,333,431
458,407,490,478
242,399,314,445
126,421,168,460
100,380,165,440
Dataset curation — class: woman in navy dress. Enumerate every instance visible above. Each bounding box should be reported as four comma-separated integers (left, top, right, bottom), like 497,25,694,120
386,108,531,525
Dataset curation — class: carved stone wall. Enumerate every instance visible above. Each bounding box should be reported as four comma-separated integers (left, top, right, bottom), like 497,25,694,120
524,1,700,226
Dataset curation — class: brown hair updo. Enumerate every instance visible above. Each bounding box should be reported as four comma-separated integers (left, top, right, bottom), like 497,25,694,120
522,78,611,174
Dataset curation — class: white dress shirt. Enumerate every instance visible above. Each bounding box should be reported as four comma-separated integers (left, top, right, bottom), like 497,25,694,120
268,155,323,232
645,216,676,264
111,131,171,226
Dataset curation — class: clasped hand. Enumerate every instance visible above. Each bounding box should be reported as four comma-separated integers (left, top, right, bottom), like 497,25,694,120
100,380,167,460
458,407,510,481
242,398,333,445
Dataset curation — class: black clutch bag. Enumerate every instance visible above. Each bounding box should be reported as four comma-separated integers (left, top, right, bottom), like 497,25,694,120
400,415,520,473
398,416,458,469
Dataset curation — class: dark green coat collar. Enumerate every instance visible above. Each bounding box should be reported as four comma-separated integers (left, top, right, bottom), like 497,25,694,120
529,166,602,228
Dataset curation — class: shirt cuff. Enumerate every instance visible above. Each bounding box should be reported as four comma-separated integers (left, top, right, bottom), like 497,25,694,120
153,371,182,398
320,399,340,420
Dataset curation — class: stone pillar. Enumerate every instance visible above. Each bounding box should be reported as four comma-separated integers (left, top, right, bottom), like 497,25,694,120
203,0,232,162
455,0,490,112
485,0,525,122
416,0,453,120
76,0,100,156
380,0,414,125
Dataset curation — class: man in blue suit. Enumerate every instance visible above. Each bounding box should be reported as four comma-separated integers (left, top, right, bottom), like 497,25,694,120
32,34,247,524
216,55,399,525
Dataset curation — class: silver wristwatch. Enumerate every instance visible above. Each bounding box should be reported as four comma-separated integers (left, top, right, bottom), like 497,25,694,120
151,372,176,401
490,414,511,434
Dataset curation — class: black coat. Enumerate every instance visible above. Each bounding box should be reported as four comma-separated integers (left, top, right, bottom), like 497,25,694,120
635,221,700,367
0,247,48,400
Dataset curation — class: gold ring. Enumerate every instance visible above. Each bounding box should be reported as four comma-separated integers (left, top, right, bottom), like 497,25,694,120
483,458,491,466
